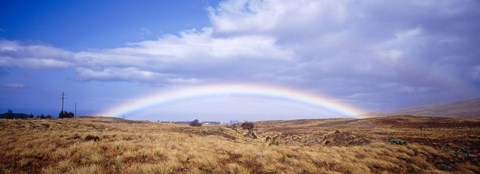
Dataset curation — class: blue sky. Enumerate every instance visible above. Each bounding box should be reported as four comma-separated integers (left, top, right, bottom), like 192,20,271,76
0,0,217,50
1,0,480,121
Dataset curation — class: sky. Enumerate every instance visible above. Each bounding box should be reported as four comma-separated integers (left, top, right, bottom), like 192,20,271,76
1,0,479,121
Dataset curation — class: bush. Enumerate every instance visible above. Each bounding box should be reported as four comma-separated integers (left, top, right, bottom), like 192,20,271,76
190,119,202,127
85,135,100,142
441,144,451,152
59,111,74,118
456,147,470,160
42,123,50,129
387,138,407,145
240,122,255,131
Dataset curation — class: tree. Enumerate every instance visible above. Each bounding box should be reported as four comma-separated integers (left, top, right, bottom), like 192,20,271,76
59,111,74,118
240,122,255,131
5,109,14,119
189,119,202,127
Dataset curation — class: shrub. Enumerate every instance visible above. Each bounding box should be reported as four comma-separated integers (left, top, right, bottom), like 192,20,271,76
42,123,50,129
240,122,255,131
441,144,450,152
190,119,202,127
387,138,407,145
59,111,74,118
456,147,470,160
69,134,81,140
244,131,258,139
85,135,100,142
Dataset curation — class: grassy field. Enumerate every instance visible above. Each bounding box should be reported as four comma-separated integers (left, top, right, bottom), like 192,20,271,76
0,116,479,173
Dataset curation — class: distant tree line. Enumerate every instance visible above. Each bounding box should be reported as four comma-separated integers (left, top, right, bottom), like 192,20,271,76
0,109,75,119
0,109,53,119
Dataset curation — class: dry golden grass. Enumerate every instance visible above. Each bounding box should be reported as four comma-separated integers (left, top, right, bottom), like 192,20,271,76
0,115,479,173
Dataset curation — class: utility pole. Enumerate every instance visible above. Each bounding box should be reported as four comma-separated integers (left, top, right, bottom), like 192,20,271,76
74,102,77,116
61,92,65,113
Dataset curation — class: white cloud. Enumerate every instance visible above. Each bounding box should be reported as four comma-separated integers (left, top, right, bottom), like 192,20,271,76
209,0,348,36
378,49,404,62
22,58,72,68
3,83,25,88
84,28,292,62
1,27,293,82
167,78,202,84
0,40,73,69
76,67,163,82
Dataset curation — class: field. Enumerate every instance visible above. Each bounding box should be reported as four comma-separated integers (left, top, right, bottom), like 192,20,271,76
0,116,479,173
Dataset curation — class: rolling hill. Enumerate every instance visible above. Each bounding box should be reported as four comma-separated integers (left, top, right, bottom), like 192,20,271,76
366,98,480,117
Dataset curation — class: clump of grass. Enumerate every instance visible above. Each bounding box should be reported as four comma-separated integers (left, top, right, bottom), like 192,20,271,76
85,135,100,142
387,138,407,145
266,136,280,146
42,123,50,129
456,147,470,160
441,144,451,152
57,160,74,173
72,164,103,174
88,153,104,164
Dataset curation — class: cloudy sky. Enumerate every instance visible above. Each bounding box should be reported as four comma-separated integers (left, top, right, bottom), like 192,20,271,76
1,0,479,121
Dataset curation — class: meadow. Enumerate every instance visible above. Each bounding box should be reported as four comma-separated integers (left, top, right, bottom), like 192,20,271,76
0,116,479,173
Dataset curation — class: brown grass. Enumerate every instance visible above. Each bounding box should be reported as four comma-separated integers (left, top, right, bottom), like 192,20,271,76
0,116,479,173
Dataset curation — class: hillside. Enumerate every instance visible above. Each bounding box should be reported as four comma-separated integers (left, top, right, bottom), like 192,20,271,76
1,116,479,173
366,98,480,117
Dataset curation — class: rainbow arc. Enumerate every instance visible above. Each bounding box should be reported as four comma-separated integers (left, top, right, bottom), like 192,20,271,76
98,84,366,118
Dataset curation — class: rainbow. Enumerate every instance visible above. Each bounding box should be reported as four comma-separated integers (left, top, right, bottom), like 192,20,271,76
98,83,366,118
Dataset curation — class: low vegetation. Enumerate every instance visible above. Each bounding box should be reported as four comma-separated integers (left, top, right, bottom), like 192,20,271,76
0,116,479,173
387,138,407,145
189,119,202,127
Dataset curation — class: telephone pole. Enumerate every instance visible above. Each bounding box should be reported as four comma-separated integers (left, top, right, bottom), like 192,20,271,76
61,92,65,113
74,102,77,116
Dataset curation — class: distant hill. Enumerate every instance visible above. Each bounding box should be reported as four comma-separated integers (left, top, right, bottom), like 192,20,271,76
366,98,480,117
